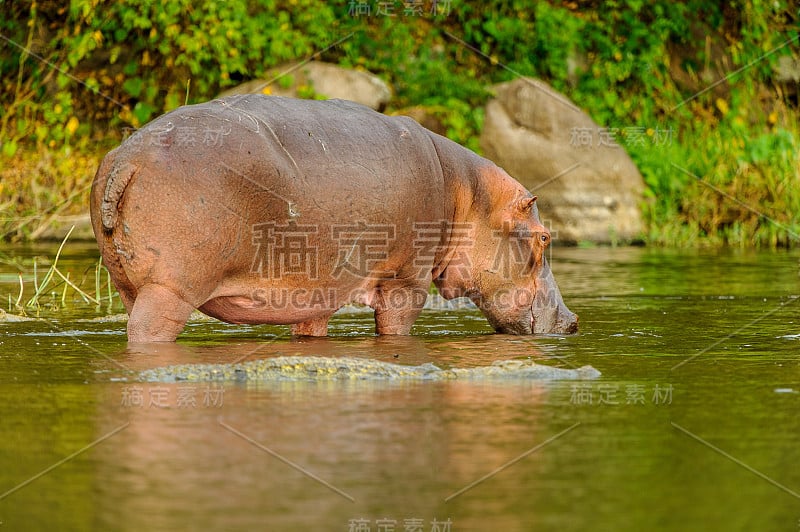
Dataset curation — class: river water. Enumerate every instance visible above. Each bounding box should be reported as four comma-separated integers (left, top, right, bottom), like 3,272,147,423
0,243,798,531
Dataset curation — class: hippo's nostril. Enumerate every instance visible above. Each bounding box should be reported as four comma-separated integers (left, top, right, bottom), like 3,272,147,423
565,313,579,334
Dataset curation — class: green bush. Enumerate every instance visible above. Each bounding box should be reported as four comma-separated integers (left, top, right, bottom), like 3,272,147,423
1,0,798,245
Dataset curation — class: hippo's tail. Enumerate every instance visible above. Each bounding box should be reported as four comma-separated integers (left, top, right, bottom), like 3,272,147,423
100,161,138,231
90,154,140,313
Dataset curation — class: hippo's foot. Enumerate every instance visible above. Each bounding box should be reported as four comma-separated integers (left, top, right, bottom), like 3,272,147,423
127,284,196,342
291,315,332,337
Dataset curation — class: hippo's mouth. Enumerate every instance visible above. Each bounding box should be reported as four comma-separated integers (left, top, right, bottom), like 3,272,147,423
474,293,577,335
490,308,534,335
491,305,579,336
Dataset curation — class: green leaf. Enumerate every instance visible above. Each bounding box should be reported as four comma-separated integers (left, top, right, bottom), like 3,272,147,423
109,46,121,64
123,77,144,98
123,61,138,76
2,139,18,158
133,102,156,124
36,125,49,141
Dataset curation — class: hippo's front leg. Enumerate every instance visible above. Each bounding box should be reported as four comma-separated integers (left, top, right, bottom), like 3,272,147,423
291,315,332,337
371,282,429,335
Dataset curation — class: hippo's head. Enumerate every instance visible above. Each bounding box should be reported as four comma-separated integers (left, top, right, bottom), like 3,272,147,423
435,191,578,335
473,194,578,335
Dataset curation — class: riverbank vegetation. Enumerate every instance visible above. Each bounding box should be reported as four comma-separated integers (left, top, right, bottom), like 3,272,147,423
1,0,798,246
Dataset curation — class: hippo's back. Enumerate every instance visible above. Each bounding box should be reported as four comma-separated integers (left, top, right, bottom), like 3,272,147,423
101,95,445,225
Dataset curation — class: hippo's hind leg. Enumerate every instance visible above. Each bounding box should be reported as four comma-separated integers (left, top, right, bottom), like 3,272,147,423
372,282,429,335
291,314,332,337
127,284,196,342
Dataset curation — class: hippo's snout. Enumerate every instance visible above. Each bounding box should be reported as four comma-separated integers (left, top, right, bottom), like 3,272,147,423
527,257,578,335
477,292,578,336
530,300,578,335
558,309,579,335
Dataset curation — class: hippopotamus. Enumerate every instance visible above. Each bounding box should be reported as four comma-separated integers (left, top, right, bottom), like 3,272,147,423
90,95,577,342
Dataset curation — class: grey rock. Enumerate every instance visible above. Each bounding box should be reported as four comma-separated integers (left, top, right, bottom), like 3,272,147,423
776,55,800,83
0,309,36,322
30,214,95,241
138,355,601,383
218,61,392,110
481,78,645,244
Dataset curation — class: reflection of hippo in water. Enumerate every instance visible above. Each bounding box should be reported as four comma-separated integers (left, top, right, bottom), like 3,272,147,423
90,95,577,342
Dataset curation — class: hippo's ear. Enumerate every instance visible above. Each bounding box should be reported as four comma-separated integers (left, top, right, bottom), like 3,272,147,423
513,196,537,215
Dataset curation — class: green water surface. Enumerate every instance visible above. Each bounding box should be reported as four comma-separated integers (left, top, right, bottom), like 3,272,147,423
0,244,798,531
